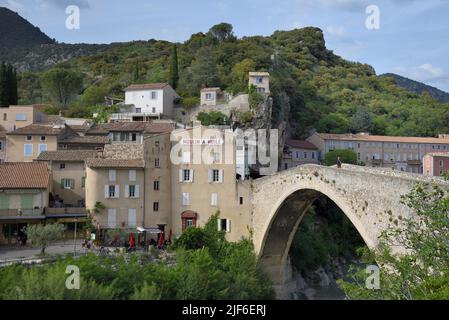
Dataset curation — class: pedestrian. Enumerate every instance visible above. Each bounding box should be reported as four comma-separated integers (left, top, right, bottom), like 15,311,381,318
337,156,342,168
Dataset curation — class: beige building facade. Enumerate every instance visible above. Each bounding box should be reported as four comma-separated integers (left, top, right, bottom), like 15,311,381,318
281,139,319,170
0,105,48,132
249,72,270,94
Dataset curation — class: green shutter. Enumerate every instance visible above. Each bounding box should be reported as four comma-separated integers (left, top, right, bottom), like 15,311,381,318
21,195,33,209
81,177,86,188
0,195,10,210
70,179,75,189
60,179,65,188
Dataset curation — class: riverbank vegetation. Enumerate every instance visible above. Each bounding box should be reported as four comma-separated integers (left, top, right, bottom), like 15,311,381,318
339,184,449,299
0,215,273,300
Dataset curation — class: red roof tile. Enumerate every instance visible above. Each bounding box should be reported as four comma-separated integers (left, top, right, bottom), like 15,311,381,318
0,163,50,189
285,139,318,150
125,83,169,91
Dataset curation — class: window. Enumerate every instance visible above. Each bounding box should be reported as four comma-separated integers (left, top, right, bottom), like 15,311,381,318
15,114,27,121
40,136,46,141
135,108,142,113
38,144,47,155
61,179,75,190
256,77,263,83
440,160,444,167
205,93,214,100
2,113,6,121
182,192,190,206
304,152,307,159
218,219,231,232
213,152,221,162
108,209,117,228
129,170,136,182
186,219,194,228
154,180,160,191
151,91,158,99
81,177,86,188
129,185,136,198
152,107,156,113
209,169,223,183
109,170,116,182
106,185,119,198
284,163,288,170
24,144,33,156
154,158,160,168
153,202,159,212
240,197,244,205
211,193,218,206
26,135,32,141
60,163,66,169
180,169,194,182
128,209,136,228
0,141,2,150
312,152,315,159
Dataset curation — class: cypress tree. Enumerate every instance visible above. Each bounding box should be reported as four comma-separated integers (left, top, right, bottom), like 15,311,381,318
168,44,179,90
7,64,18,105
0,62,9,107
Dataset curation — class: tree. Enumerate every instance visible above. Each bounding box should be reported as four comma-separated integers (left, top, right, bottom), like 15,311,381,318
168,45,179,90
0,62,8,106
230,58,255,94
196,111,229,126
339,183,449,299
351,106,374,133
208,23,236,43
24,223,66,255
323,149,357,166
7,64,18,105
40,68,83,109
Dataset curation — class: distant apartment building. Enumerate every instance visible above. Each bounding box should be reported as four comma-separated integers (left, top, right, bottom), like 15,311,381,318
423,152,449,176
0,105,48,132
110,83,179,122
249,72,270,94
5,123,78,162
308,132,449,173
0,162,51,244
36,150,97,207
281,139,319,170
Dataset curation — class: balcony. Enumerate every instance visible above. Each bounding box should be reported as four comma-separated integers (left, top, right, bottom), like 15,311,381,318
0,208,44,218
45,208,88,215
407,160,421,165
110,112,160,122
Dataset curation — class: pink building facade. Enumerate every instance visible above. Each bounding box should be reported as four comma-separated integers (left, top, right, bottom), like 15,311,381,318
423,153,449,176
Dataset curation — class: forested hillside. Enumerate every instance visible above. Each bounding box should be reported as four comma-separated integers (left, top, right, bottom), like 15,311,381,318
3,15,449,138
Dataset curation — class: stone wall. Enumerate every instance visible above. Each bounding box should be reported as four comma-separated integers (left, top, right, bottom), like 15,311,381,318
103,143,143,160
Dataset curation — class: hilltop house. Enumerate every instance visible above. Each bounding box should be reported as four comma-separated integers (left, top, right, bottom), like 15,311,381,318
111,83,179,122
249,72,270,94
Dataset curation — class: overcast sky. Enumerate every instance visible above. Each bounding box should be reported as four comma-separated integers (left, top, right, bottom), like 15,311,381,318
2,0,449,92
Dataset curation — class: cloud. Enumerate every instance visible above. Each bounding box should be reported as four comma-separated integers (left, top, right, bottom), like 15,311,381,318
300,0,369,12
392,63,449,83
326,25,346,38
36,0,90,9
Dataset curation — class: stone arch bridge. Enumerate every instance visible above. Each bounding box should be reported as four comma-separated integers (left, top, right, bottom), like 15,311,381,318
250,164,449,298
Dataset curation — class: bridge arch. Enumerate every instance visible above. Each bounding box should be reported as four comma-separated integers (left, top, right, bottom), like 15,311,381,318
250,164,449,298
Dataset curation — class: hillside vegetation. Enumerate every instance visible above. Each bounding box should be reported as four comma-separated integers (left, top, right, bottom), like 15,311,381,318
3,18,449,138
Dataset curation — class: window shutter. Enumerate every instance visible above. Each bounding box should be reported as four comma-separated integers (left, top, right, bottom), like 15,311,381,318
179,169,183,182
108,209,116,228
128,209,136,228
219,170,224,183
135,185,140,198
217,219,222,231
211,193,218,206
70,179,75,189
125,185,129,198
81,177,86,188
190,169,194,182
208,170,213,183
226,220,231,233
115,185,120,198
104,185,109,198
61,179,65,188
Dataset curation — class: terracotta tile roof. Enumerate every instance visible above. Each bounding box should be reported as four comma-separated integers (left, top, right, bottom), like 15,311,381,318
87,122,175,135
85,158,145,168
59,135,110,144
201,87,221,92
314,133,449,145
285,139,318,150
249,72,270,76
36,150,97,162
125,83,170,91
8,124,66,136
0,162,50,189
